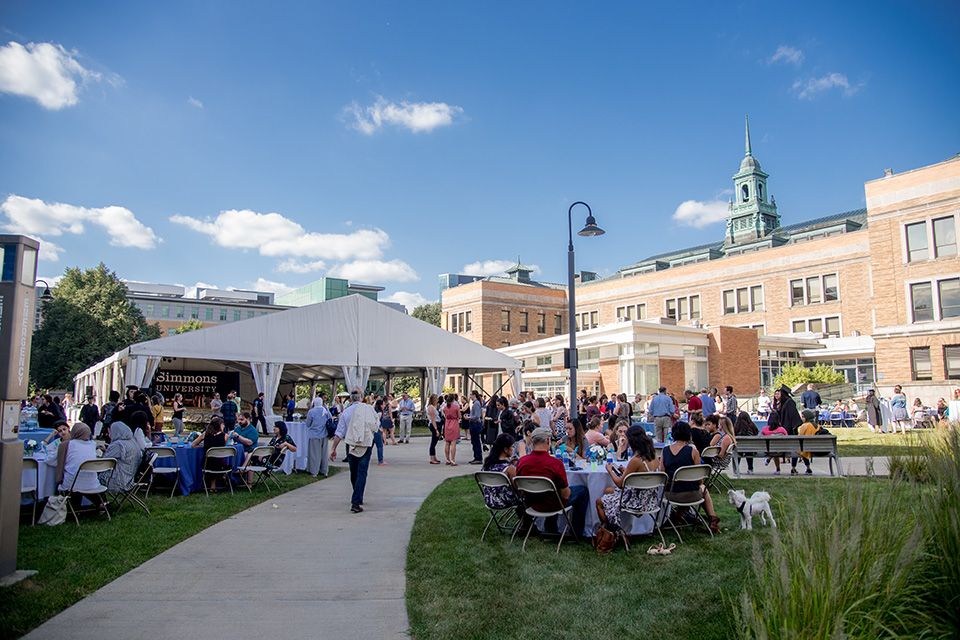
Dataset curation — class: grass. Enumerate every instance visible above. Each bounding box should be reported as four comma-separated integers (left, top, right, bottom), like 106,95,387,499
405,474,891,640
833,425,929,457
3,469,333,639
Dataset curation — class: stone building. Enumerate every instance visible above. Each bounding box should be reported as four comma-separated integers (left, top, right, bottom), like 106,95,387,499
441,119,960,401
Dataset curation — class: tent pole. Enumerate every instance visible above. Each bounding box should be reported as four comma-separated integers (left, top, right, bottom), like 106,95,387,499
309,381,317,406
419,368,426,410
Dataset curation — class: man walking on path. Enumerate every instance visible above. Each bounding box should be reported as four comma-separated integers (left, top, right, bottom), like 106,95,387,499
252,392,268,435
398,391,415,444
329,389,379,513
305,393,332,477
649,386,678,443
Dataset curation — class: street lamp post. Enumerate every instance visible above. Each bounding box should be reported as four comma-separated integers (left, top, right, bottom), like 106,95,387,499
566,202,604,424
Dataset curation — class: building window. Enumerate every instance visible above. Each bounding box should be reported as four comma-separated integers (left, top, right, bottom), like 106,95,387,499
945,345,960,380
576,311,599,331
911,282,934,322
519,312,528,333
616,303,647,321
145,303,154,317
219,309,227,322
723,285,763,314
191,306,199,319
791,316,841,337
451,313,459,333
161,304,170,318
234,310,241,322
934,216,958,258
790,274,839,306
501,310,510,332
537,312,546,334
247,310,255,319
465,311,472,332
665,295,700,321
205,307,213,321
554,314,562,335
939,278,960,319
911,347,932,381
176,305,185,319
578,348,600,371
906,222,929,262
536,356,552,372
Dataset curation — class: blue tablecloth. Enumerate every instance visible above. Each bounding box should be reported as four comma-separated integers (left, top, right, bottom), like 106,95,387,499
154,443,244,495
18,428,53,442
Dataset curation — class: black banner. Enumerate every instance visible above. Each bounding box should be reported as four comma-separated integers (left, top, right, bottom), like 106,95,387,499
152,369,240,403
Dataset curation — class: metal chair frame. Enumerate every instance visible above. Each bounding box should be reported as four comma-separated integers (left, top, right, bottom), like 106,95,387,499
145,446,181,497
236,445,278,492
111,453,154,515
474,471,522,541
21,457,40,526
513,475,581,553
618,471,668,550
65,458,116,525
202,446,237,496
663,464,713,543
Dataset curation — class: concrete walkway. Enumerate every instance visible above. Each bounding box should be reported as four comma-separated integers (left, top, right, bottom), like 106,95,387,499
24,440,475,640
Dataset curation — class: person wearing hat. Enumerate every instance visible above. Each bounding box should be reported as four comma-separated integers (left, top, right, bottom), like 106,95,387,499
792,409,820,475
515,426,589,536
79,394,100,430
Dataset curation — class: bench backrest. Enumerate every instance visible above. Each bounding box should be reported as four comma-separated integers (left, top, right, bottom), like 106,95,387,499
734,435,837,454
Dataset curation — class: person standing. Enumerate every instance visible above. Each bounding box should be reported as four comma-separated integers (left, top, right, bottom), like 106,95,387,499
890,385,909,434
698,388,716,417
468,390,484,464
865,389,881,433
252,392,268,435
426,394,442,465
284,394,296,421
442,394,461,465
79,394,99,430
723,386,738,423
329,390,379,513
756,389,772,418
98,390,121,442
649,386,678,443
305,394,332,477
220,391,238,434
801,384,822,411
774,385,802,435
171,393,185,438
210,392,223,417
684,389,702,422
397,391,415,444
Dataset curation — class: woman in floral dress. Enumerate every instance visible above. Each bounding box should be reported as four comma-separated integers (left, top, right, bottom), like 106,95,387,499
596,425,660,530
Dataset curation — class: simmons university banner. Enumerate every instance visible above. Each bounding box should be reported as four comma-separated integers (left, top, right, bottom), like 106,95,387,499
153,369,240,402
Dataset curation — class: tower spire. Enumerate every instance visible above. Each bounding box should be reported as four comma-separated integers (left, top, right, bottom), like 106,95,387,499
745,114,752,157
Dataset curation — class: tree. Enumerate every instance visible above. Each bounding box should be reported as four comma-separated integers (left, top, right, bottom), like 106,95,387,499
773,362,846,392
174,318,205,334
412,301,441,327
30,263,162,389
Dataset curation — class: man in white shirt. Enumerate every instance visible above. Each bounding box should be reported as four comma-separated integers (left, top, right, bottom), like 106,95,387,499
397,391,416,444
756,389,772,417
329,389,379,513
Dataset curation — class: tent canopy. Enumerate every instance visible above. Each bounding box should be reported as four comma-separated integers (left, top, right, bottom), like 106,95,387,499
75,294,522,388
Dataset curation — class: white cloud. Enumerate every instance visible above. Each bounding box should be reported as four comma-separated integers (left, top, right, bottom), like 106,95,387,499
170,209,389,260
1,195,161,251
345,95,464,134
35,238,64,261
248,278,294,297
671,199,730,228
768,45,804,67
0,41,104,109
793,73,863,99
188,96,203,108
276,259,327,274
328,259,419,283
382,291,432,312
462,259,540,277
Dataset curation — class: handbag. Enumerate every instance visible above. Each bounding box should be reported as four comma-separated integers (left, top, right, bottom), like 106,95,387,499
592,524,617,554
38,494,68,526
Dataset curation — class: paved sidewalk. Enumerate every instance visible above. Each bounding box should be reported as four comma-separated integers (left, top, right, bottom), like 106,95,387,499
25,441,475,640
723,455,890,479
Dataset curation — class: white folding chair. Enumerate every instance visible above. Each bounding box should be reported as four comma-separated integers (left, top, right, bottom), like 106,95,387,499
701,445,735,492
21,457,40,526
513,475,580,553
145,446,181,497
663,464,713,543
236,445,277,492
111,453,154,515
474,471,522,541
202,447,237,496
66,458,116,525
618,471,668,550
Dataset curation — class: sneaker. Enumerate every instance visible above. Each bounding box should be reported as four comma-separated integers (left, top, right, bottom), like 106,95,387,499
774,470,781,475
378,462,388,466
468,459,482,465
764,457,771,466
805,468,813,475
350,504,363,513
746,469,753,475
790,468,798,475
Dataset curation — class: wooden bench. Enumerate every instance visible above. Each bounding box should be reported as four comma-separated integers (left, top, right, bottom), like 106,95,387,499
732,435,843,478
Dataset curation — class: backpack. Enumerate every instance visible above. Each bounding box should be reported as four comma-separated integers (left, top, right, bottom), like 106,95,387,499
325,416,337,438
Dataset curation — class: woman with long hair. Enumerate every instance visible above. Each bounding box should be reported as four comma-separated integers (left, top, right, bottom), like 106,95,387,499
551,394,567,439
442,394,460,465
733,411,758,474
426,394,442,464
561,418,588,459
480,433,520,511
659,421,720,533
171,393,185,438
382,394,398,445
597,425,659,529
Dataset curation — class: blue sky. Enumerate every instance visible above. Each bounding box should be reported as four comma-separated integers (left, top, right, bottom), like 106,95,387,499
2,0,958,310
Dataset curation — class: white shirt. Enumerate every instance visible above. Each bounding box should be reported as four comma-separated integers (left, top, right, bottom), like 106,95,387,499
756,395,771,411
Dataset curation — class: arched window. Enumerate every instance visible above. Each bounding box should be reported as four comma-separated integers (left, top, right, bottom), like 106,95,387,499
742,184,749,202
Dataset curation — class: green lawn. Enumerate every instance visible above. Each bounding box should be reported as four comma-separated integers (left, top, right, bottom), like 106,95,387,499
3,470,333,639
406,474,892,640
833,425,931,457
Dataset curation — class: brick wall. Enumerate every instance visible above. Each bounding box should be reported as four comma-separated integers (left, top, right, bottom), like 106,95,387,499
658,357,686,394
706,326,760,394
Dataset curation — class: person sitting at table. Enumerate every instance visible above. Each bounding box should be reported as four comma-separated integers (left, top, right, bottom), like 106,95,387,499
266,420,297,467
192,417,228,490
703,414,736,461
516,427,589,536
41,419,71,446
936,398,948,428
561,418,588,459
688,413,712,453
48,423,106,511
129,411,153,451
480,433,521,510
831,400,846,413
584,416,611,448
514,421,536,459
659,421,720,533
760,412,788,474
596,425,659,530
610,419,631,460
98,422,142,493
911,398,929,428
733,411,759,474
229,411,260,457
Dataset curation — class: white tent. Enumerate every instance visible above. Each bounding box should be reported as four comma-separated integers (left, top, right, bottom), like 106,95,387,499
73,295,522,413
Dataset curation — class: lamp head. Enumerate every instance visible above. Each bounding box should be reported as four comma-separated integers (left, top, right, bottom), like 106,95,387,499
36,279,53,300
578,215,605,237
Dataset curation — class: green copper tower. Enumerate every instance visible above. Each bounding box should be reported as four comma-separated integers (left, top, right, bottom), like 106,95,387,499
725,115,780,246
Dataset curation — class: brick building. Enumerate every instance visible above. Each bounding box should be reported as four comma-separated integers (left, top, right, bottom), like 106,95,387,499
441,120,960,401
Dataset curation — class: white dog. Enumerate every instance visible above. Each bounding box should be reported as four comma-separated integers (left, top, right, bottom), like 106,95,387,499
728,489,777,531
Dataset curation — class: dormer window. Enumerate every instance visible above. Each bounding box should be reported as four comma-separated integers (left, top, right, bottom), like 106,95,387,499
742,184,749,202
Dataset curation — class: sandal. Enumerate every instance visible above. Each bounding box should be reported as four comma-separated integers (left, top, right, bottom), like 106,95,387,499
430,460,441,464
659,543,676,555
647,544,662,556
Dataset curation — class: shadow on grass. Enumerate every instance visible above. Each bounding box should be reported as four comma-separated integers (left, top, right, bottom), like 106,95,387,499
3,469,337,639
406,474,889,640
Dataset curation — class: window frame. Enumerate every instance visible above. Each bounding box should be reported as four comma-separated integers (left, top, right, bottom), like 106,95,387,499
945,344,960,380
791,315,842,337
789,273,839,307
722,284,764,315
907,273,960,323
519,311,529,333
501,310,510,332
903,215,958,263
664,294,700,321
911,346,932,381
